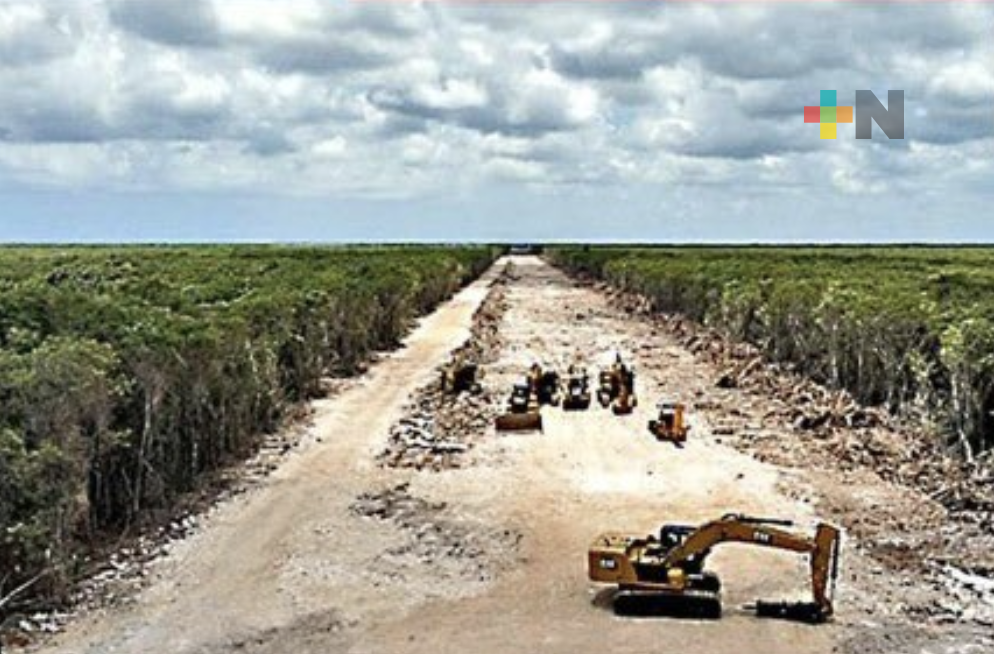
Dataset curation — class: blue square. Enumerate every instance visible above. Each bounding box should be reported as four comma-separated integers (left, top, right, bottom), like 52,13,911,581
820,90,836,107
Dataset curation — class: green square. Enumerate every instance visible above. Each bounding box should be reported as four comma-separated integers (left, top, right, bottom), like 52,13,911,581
821,106,837,123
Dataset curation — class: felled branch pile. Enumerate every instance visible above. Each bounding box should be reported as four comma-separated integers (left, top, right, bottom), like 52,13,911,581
380,268,511,471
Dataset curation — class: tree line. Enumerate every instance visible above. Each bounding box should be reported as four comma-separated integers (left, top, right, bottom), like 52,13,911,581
0,245,496,609
549,246,994,461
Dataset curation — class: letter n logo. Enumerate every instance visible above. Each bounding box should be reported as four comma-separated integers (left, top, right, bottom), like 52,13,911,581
855,90,904,139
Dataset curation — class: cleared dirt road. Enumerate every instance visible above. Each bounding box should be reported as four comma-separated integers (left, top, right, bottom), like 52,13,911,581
38,256,958,654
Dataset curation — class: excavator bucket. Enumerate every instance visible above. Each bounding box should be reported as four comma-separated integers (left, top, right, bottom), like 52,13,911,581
495,411,543,432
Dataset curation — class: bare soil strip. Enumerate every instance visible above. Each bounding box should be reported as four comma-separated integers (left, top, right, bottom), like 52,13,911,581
25,256,991,654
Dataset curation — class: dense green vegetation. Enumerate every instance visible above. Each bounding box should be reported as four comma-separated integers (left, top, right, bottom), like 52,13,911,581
0,246,495,607
549,246,994,460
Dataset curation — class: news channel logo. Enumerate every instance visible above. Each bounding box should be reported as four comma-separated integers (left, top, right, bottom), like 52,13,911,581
805,90,904,140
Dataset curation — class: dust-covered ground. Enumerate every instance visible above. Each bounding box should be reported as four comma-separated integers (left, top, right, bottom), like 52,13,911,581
24,256,991,654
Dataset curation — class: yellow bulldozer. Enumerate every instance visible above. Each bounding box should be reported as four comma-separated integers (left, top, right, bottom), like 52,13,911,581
648,402,689,445
597,355,637,415
495,381,543,432
496,363,561,432
588,513,841,623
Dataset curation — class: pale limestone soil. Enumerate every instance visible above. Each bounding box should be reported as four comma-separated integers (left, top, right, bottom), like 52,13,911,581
32,256,985,654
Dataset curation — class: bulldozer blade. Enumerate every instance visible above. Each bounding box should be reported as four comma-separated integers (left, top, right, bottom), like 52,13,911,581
495,412,543,432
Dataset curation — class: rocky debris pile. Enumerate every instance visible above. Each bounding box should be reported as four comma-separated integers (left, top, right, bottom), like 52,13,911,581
457,263,511,366
914,564,994,627
351,485,521,583
352,484,446,521
380,268,511,471
379,391,500,471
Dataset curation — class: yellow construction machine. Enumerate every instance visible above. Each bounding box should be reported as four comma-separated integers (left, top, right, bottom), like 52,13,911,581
495,364,564,431
597,355,637,415
528,363,562,407
648,402,690,445
495,381,543,432
562,365,592,410
440,356,482,395
588,514,841,623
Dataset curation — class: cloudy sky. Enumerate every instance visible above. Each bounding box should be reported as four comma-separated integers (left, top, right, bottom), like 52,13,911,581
0,0,991,243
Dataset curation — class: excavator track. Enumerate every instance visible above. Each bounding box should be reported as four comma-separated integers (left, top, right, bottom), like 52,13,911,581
614,588,722,620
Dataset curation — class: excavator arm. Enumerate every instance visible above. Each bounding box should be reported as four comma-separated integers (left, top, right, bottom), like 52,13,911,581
661,514,841,622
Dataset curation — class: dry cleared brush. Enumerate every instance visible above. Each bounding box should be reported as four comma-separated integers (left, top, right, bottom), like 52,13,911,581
549,246,994,461
0,245,496,612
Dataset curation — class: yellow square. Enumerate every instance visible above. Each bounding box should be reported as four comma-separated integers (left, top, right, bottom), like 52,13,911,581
820,123,837,140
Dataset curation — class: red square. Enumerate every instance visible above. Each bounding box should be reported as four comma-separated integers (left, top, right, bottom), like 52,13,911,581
804,106,820,123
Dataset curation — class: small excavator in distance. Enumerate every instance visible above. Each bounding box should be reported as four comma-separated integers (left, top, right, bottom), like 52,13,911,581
597,355,637,415
588,514,841,623
529,363,562,407
648,402,690,445
439,355,482,395
563,365,592,410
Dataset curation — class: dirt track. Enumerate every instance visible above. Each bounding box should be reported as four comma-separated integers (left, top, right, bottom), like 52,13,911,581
33,257,989,654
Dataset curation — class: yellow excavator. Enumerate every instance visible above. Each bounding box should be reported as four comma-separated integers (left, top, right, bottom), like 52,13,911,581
440,356,482,395
597,355,637,415
528,363,561,407
563,365,592,410
588,514,841,623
